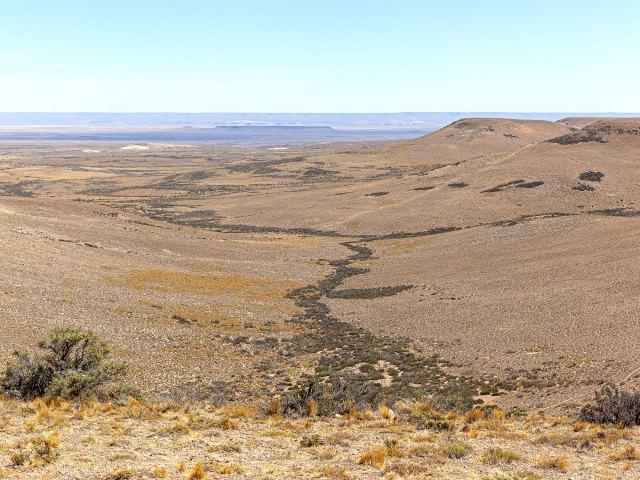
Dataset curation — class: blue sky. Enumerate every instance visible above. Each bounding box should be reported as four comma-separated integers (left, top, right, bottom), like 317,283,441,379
0,0,639,112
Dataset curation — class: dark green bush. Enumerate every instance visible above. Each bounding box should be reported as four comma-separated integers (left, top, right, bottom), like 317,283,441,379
1,327,128,400
579,170,605,182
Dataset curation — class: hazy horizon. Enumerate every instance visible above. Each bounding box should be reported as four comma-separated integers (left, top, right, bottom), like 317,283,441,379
2,111,637,144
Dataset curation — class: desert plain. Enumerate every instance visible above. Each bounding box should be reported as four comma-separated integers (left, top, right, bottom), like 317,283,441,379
1,118,640,478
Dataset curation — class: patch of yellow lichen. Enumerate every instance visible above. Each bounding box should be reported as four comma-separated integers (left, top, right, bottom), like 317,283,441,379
383,237,431,255
110,269,302,300
350,260,371,270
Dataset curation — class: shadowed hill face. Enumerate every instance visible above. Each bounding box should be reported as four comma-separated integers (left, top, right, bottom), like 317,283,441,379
364,118,572,166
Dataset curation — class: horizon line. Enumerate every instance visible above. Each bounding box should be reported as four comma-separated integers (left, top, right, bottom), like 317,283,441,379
1,111,640,115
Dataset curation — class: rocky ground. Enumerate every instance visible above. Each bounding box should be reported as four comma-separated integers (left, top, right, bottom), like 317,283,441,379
0,396,638,479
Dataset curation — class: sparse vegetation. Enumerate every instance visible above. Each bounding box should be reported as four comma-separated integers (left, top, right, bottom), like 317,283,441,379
300,434,323,447
611,445,640,461
516,180,544,188
326,285,413,299
358,445,387,469
105,467,135,480
480,447,523,465
401,400,456,432
579,170,605,182
0,385,633,477
548,130,607,145
482,179,526,193
535,455,570,472
573,182,596,191
439,440,472,459
10,432,60,467
280,375,384,417
188,463,207,479
366,191,389,197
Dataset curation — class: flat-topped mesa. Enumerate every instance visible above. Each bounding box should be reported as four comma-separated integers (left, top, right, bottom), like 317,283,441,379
214,125,334,132
548,118,640,145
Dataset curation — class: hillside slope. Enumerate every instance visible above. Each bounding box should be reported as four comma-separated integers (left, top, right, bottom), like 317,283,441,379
368,118,572,166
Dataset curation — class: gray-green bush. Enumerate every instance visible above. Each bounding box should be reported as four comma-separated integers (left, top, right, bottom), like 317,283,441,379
580,384,640,427
1,327,129,400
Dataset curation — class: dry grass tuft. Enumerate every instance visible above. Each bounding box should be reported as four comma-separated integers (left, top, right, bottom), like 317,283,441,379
534,432,574,447
463,423,479,438
464,409,487,423
358,445,387,469
219,416,236,430
610,445,640,461
321,465,351,479
379,404,393,420
216,463,244,474
265,397,281,416
573,421,589,432
188,463,207,479
308,399,319,417
105,467,134,480
535,455,570,472
491,409,506,422
153,466,169,478
10,432,60,467
439,440,472,459
480,447,523,465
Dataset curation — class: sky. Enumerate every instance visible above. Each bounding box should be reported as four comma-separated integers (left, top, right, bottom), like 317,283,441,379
0,0,639,112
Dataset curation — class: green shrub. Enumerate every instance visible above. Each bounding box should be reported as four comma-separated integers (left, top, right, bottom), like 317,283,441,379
300,435,323,447
580,383,640,427
480,447,523,465
400,401,456,432
440,440,472,459
2,327,128,400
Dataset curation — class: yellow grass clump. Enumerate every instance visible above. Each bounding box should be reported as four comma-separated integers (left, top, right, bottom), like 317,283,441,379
358,445,387,469
188,463,207,479
535,455,570,472
611,445,640,461
480,447,523,465
112,268,299,300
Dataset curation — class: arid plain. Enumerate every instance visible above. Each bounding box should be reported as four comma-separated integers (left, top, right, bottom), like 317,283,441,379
1,118,640,478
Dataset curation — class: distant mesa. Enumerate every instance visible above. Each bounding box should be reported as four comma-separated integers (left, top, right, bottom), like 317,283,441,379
213,125,334,132
121,144,150,151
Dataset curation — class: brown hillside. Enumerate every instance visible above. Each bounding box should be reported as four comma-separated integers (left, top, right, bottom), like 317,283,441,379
366,118,571,166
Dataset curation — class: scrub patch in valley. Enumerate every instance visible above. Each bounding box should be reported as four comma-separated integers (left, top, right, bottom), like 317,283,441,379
327,285,414,299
